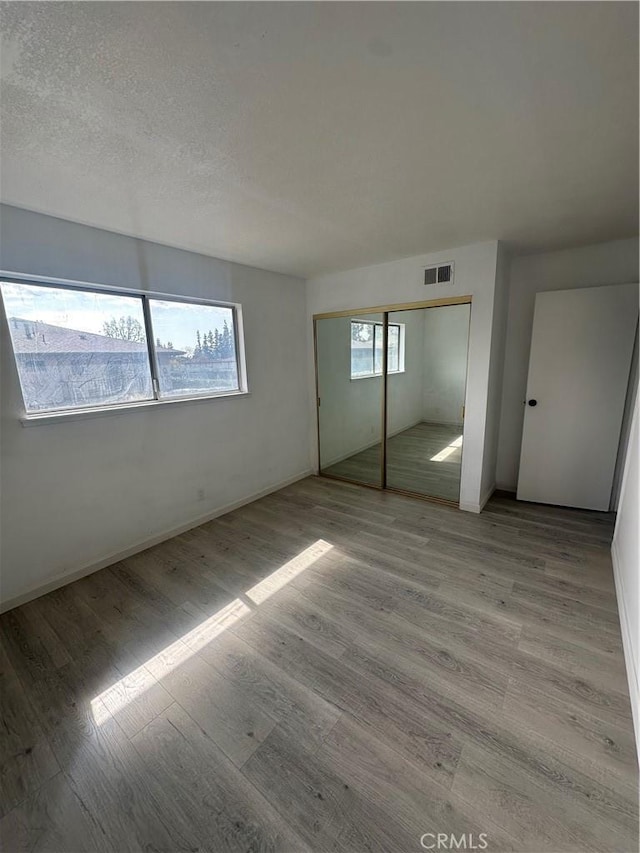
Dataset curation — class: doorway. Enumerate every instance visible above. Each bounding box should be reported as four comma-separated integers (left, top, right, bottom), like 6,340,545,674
314,297,471,505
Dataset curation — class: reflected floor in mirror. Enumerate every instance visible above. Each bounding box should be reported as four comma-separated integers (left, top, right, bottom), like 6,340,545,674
323,421,463,500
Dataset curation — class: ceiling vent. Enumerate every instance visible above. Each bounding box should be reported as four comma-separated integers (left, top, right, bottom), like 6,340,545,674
424,262,454,286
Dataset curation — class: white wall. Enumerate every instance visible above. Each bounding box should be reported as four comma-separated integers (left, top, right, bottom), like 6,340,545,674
612,393,640,760
421,304,470,425
496,238,639,491
0,205,311,608
482,240,510,502
307,240,503,512
612,328,638,510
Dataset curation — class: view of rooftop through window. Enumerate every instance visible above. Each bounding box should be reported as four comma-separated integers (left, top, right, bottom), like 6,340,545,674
2,282,154,412
1,281,242,414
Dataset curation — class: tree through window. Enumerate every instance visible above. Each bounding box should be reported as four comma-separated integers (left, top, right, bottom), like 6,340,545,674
350,320,403,378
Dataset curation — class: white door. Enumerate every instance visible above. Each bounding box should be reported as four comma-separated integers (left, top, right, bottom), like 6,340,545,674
517,283,638,511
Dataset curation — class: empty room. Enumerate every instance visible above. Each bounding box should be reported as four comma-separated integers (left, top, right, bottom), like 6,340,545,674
1,2,639,852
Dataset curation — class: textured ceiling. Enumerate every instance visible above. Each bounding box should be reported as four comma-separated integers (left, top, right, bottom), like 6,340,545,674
1,2,638,278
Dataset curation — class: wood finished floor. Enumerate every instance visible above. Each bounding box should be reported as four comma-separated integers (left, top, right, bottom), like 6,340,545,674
0,476,637,852
323,422,463,501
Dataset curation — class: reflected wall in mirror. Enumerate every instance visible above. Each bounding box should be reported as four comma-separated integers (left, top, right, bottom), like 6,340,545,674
316,313,384,486
386,303,470,501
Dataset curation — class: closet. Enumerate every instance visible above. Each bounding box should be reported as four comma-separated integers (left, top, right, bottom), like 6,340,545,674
315,297,471,505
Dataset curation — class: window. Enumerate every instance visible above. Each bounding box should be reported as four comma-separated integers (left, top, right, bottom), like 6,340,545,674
0,279,245,416
350,320,404,379
148,299,239,398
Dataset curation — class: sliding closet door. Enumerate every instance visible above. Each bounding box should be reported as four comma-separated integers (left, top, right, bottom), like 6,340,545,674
385,303,470,501
316,313,384,487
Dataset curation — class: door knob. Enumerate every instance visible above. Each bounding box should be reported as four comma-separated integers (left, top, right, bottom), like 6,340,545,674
528,399,538,407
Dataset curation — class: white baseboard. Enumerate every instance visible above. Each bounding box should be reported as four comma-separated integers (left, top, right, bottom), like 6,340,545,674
479,483,496,511
459,483,495,514
611,538,640,764
0,468,314,614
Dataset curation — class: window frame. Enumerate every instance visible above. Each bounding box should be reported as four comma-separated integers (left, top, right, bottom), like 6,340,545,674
0,272,249,423
350,319,405,380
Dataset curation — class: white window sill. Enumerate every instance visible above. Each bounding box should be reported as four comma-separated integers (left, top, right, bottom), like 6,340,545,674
350,369,405,381
20,389,251,427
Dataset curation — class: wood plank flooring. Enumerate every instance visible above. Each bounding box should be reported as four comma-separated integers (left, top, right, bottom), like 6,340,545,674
323,421,463,501
0,476,637,852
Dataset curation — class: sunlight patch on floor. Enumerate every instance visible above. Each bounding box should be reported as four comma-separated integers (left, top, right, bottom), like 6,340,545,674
91,539,333,724
245,539,333,604
430,435,463,462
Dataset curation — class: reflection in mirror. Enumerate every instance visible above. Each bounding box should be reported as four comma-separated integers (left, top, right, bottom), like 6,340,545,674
386,303,470,501
316,313,384,486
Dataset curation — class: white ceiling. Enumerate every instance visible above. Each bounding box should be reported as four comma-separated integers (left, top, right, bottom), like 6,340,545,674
1,2,638,278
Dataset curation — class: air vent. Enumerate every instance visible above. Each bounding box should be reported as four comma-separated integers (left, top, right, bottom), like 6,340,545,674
424,262,454,286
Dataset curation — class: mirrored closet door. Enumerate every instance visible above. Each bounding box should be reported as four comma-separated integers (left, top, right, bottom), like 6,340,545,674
315,298,471,505
316,312,384,487
386,303,470,502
